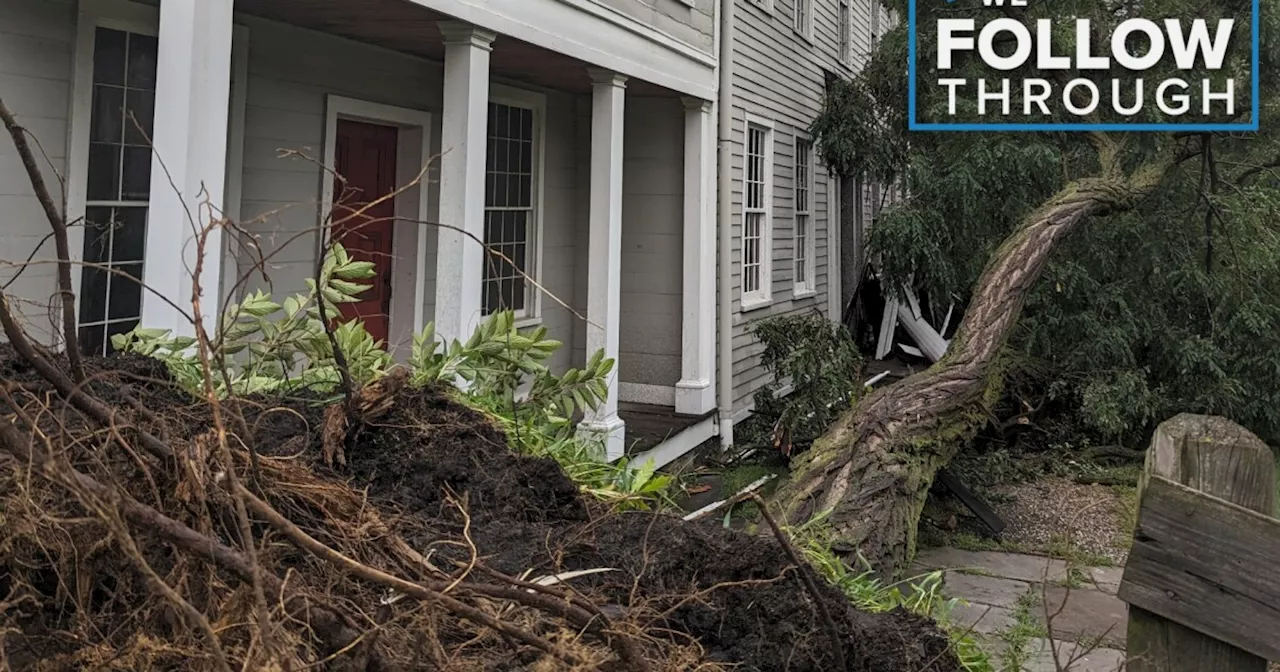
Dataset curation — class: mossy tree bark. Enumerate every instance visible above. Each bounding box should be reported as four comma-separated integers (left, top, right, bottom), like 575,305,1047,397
772,156,1182,578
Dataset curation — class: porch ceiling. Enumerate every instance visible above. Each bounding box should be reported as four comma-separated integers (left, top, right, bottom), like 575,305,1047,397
233,0,677,96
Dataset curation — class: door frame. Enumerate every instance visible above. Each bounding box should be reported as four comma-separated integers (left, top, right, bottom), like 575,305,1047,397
320,95,433,354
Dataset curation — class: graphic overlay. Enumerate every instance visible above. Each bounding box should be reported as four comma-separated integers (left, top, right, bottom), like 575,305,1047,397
907,0,1260,131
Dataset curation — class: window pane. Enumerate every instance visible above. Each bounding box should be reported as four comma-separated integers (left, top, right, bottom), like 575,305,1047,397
108,263,143,321
511,211,528,243
120,146,152,200
79,266,108,324
90,85,124,144
79,324,106,357
482,284,497,314
123,89,155,145
93,28,127,86
113,207,148,262
82,207,114,264
126,33,158,89
86,143,121,201
494,105,509,138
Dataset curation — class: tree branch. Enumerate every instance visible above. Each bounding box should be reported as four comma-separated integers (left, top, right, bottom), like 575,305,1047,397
0,96,84,380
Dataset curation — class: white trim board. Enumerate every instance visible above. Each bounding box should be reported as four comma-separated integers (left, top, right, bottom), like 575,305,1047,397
627,415,717,471
319,95,434,349
407,0,716,100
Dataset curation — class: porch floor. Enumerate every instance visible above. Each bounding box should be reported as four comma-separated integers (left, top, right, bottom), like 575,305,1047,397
619,402,715,455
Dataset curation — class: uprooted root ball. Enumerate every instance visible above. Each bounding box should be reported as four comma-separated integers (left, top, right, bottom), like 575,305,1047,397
0,349,959,671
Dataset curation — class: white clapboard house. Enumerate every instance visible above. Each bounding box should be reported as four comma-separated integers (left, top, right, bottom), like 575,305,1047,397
0,0,889,466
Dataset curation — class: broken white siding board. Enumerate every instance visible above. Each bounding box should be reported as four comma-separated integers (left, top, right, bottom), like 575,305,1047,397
898,344,923,358
681,474,776,521
875,293,900,360
864,371,890,388
904,287,925,320
896,301,949,362
941,302,955,336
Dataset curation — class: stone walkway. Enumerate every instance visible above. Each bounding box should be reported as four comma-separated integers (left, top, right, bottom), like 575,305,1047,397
914,548,1129,672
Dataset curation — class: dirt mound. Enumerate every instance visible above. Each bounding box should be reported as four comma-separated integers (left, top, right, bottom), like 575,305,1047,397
0,352,959,672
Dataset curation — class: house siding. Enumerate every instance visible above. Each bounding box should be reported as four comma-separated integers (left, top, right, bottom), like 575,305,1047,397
570,94,686,396
235,16,586,371
728,0,876,412
619,96,683,390
593,0,717,55
0,0,76,344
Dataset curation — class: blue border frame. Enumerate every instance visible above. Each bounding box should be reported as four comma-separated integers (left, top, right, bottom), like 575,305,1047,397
907,0,1261,132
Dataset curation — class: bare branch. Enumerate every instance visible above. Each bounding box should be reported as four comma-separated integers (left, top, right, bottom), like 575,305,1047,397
0,95,84,380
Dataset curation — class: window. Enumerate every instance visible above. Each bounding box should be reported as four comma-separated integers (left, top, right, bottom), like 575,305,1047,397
743,120,773,308
794,0,812,39
482,100,538,317
78,27,158,355
839,1,851,63
793,138,814,293
869,0,881,48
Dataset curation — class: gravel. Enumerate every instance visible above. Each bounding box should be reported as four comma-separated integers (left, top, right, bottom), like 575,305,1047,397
991,478,1134,566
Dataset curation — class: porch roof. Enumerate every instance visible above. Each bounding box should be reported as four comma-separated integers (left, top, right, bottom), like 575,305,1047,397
234,0,681,97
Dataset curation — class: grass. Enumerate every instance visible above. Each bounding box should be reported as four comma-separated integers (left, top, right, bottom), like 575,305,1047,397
991,589,1049,672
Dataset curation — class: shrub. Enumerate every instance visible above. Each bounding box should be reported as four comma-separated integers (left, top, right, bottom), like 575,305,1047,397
114,247,669,509
749,312,862,451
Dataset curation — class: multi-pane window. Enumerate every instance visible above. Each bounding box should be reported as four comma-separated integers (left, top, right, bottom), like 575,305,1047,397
794,139,813,292
794,0,811,38
482,101,536,316
79,27,158,355
839,1,851,63
869,0,881,47
743,123,771,304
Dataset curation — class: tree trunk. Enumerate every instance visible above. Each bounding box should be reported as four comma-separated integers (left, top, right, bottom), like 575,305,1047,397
772,172,1170,577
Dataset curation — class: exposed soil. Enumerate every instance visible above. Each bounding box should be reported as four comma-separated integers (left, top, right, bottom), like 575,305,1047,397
0,350,961,671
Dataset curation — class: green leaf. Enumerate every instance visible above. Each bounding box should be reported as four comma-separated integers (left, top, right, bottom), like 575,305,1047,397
334,260,377,280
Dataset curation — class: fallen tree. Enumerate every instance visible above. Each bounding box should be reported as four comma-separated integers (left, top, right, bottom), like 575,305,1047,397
773,158,1185,574
780,0,1275,577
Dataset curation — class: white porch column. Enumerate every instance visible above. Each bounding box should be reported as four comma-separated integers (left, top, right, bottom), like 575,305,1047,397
434,22,495,344
675,97,717,415
142,0,233,336
580,69,628,461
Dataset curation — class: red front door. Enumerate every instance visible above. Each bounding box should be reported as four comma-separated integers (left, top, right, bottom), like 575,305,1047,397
331,119,397,344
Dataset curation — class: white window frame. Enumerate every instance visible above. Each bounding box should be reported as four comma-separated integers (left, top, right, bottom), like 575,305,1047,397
741,115,774,311
793,133,816,297
482,84,547,326
67,0,248,350
838,0,852,64
793,0,814,41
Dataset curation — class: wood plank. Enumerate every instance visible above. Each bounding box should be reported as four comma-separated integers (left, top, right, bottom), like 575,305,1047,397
936,469,1005,535
1120,475,1280,663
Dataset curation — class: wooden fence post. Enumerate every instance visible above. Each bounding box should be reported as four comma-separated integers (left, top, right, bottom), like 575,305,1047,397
1123,414,1276,672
